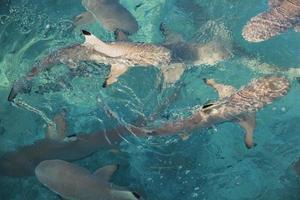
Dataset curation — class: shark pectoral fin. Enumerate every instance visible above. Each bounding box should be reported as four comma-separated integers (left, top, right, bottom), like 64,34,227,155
203,78,236,98
103,64,128,87
46,111,68,141
93,165,118,182
74,11,95,27
238,114,256,149
161,63,185,87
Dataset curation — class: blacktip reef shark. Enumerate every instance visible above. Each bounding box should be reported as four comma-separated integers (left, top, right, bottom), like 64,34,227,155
8,30,173,101
35,159,141,200
0,111,146,177
243,0,300,42
143,76,290,149
75,0,139,40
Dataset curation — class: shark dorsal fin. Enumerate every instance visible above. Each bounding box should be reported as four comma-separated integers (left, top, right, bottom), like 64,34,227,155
93,165,118,182
237,114,256,149
82,30,124,57
203,78,236,98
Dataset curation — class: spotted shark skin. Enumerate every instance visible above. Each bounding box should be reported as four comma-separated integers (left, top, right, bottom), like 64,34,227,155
35,160,141,200
146,76,290,148
243,0,300,42
7,30,171,101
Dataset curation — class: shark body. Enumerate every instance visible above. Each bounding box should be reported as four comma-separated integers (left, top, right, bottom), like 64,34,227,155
146,76,290,148
243,0,300,42
8,30,171,101
0,113,145,177
35,159,141,200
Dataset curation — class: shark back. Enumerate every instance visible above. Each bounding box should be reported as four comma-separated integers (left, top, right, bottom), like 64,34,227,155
225,76,290,114
243,0,300,42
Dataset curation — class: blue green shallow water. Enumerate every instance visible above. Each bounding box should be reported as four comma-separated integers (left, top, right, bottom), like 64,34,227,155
0,0,300,199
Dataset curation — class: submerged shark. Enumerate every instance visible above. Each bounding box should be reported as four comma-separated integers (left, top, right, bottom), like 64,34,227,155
8,30,172,101
75,0,139,40
0,111,146,177
243,0,300,42
144,76,290,148
35,159,141,200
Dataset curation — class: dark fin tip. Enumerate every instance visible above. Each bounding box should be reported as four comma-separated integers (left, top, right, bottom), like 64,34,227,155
202,103,214,109
82,30,91,36
202,78,208,84
159,23,167,34
102,81,107,88
67,134,77,138
132,192,141,199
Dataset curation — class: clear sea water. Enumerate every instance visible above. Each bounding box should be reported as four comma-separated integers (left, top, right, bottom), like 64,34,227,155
0,0,300,199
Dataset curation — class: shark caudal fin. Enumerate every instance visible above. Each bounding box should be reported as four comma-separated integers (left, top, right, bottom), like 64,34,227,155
203,78,256,148
102,64,129,87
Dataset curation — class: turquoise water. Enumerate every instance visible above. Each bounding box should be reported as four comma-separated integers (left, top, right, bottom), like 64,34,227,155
0,0,300,199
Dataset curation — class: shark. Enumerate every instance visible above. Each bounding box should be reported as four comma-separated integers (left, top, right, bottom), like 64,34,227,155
75,0,139,40
35,159,141,200
144,76,290,148
243,0,300,42
0,111,146,177
294,158,300,175
8,30,173,101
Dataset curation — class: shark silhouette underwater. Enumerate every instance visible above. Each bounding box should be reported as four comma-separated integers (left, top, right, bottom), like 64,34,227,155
142,76,290,149
0,111,146,177
7,30,174,101
75,0,139,41
243,0,300,42
35,159,141,200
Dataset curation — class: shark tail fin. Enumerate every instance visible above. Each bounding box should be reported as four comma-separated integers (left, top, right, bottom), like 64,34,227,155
237,114,256,149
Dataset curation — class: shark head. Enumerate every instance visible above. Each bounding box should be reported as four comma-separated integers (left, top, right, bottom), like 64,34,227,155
35,160,142,200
